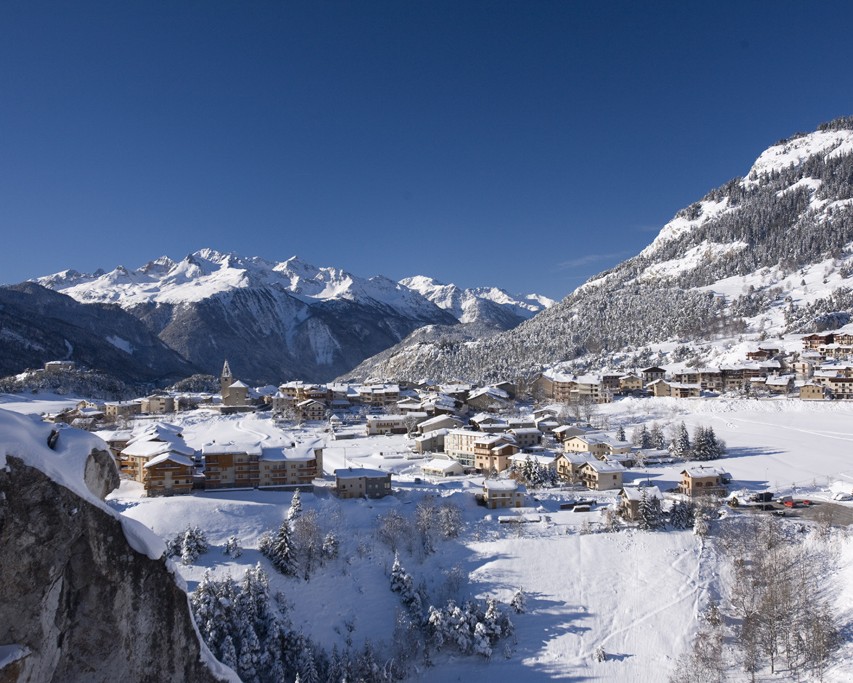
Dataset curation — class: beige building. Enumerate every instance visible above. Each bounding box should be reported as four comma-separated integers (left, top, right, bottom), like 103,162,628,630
678,466,730,497
799,382,828,400
578,460,625,490
619,486,663,521
104,401,143,420
140,395,175,414
482,479,526,509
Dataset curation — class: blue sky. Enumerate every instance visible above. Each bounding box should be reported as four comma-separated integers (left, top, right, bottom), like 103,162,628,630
2,1,853,300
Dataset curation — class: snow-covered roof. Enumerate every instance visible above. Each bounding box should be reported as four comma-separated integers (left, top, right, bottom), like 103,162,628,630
681,466,730,478
335,467,390,479
143,450,194,468
620,486,662,501
581,460,626,473
201,440,263,456
484,479,519,491
122,439,195,459
422,458,463,472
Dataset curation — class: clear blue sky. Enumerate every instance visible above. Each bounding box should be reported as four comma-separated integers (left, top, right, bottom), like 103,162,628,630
2,1,853,300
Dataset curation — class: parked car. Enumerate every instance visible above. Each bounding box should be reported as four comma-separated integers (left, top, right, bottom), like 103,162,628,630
832,491,853,501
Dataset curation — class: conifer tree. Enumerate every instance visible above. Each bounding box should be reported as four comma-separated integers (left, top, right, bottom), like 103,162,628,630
670,422,692,459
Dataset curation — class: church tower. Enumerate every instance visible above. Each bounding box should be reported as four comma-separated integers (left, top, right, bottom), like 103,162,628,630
220,360,233,397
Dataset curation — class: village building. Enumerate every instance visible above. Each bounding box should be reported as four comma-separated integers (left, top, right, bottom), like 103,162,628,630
578,460,625,491
482,479,526,509
554,451,595,483
473,435,518,473
44,360,77,373
201,442,263,488
120,423,196,494
142,451,195,496
469,414,509,433
466,385,512,412
799,382,829,400
678,466,731,497
618,374,643,393
641,367,667,384
365,414,409,435
258,441,324,487
421,458,465,477
104,401,143,420
508,427,543,450
140,394,175,414
335,468,392,499
563,432,631,459
444,429,482,467
413,428,448,454
619,486,663,521
355,383,400,407
296,398,327,421
416,414,464,435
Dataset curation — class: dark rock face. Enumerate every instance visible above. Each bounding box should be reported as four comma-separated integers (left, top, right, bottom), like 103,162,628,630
0,457,225,683
82,448,121,501
0,283,199,385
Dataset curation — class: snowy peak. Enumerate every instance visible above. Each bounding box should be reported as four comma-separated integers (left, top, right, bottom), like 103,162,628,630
400,275,554,327
746,127,853,182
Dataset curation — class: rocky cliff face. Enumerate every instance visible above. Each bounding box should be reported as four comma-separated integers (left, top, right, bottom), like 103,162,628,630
0,414,233,683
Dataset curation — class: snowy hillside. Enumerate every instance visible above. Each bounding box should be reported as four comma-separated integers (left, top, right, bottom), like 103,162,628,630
6,394,852,681
351,116,853,383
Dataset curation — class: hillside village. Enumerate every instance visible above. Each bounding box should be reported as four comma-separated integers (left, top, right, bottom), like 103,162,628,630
37,320,853,516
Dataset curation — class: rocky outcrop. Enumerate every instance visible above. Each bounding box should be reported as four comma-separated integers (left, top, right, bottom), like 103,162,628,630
0,456,231,683
82,448,120,501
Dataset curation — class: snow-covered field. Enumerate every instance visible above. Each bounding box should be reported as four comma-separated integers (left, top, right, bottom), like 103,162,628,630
6,395,853,681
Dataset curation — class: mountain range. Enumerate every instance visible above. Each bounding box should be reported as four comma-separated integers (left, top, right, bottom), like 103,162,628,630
348,116,853,382
17,251,552,384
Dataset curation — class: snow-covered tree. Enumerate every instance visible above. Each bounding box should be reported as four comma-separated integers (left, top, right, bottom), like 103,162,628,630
669,500,695,530
167,525,208,565
632,424,652,449
260,521,298,576
510,589,526,614
615,424,626,442
322,531,339,560
649,422,667,449
638,491,663,531
670,422,692,459
287,489,302,525
223,534,243,558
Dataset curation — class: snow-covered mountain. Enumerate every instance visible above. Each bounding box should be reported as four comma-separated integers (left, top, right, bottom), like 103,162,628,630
348,116,853,382
31,250,550,383
400,275,554,329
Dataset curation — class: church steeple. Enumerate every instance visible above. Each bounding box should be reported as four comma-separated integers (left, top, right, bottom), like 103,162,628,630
220,360,233,395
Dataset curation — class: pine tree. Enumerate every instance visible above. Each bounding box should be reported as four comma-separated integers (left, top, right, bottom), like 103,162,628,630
638,491,663,530
224,534,242,558
261,521,298,576
615,425,626,442
287,489,302,525
510,589,526,614
649,422,666,449
670,422,691,459
322,531,339,560
180,525,208,565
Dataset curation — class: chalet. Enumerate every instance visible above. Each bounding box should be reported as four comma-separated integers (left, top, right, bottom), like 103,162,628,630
421,458,465,477
618,374,643,393
474,435,518,473
563,432,631,459
678,466,730,497
140,395,175,414
826,376,853,399
619,486,663,521
469,414,509,433
579,460,625,491
647,379,672,398
297,399,327,421
356,383,400,406
641,367,667,384
258,441,323,486
143,451,195,496
417,414,464,435
482,479,526,509
201,442,263,488
554,451,595,483
668,382,701,399
104,401,143,420
365,414,409,435
466,385,512,412
508,427,543,450
335,468,392,499
799,382,829,400
802,333,833,351
552,425,589,443
414,429,448,454
121,424,195,485
763,375,794,395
